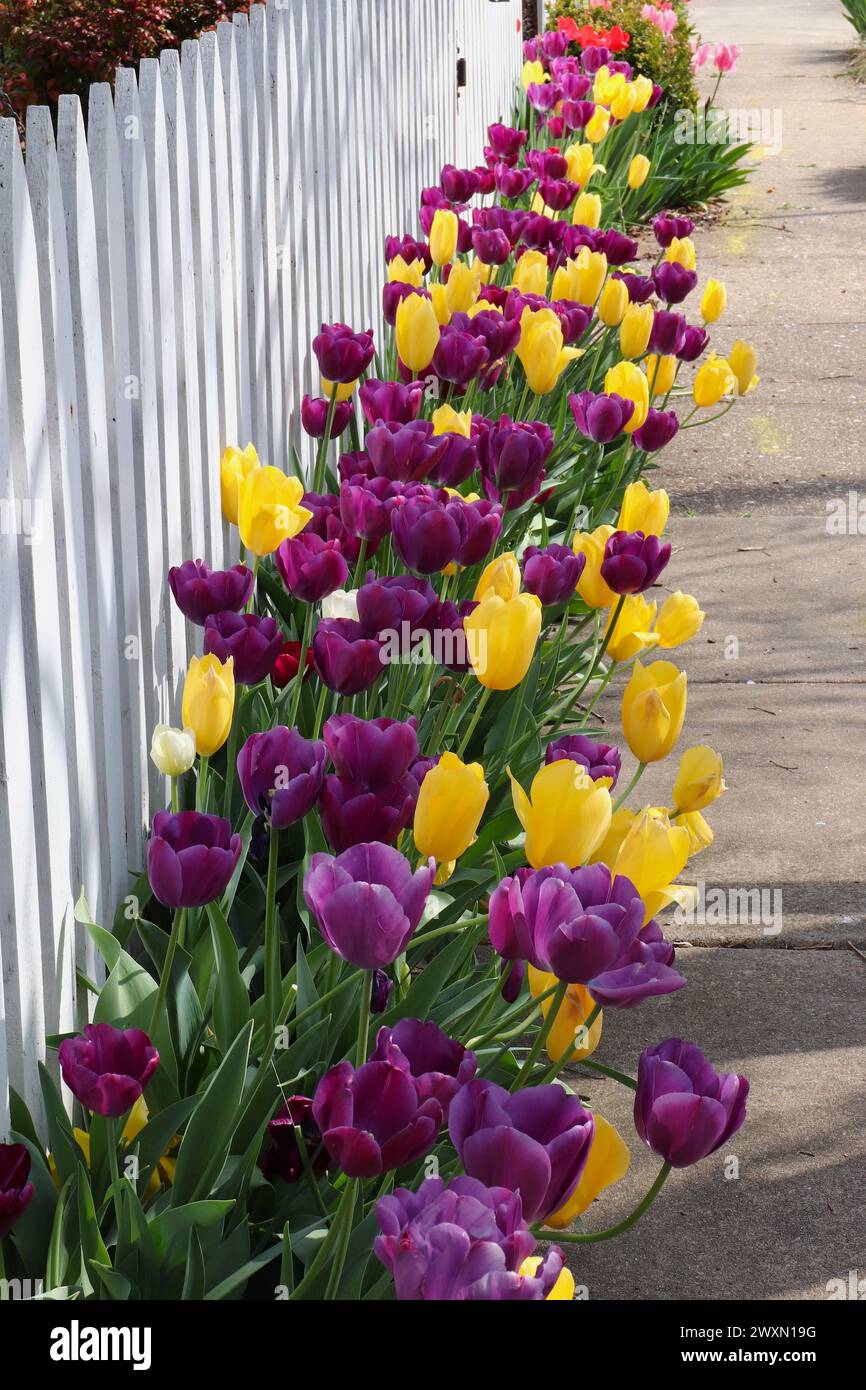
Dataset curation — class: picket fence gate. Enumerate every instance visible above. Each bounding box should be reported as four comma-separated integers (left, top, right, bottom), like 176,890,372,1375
0,0,522,1132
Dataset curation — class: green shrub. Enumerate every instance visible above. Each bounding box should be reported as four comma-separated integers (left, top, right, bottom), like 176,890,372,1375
545,0,699,109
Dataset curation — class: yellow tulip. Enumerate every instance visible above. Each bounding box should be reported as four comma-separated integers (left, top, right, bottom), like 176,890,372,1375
598,276,629,327
678,809,714,855
672,745,725,813
590,805,637,872
320,377,357,402
572,523,617,608
529,968,603,1063
430,282,452,326
446,260,483,313
700,278,727,324
655,591,705,647
617,480,669,537
604,360,649,432
604,594,659,662
50,1100,177,1199
619,302,654,359
693,354,736,407
512,248,549,297
593,67,626,106
628,153,651,189
474,551,521,602
573,246,608,306
622,658,687,763
519,1256,576,1300
550,258,579,303
573,191,601,229
522,59,547,90
729,339,760,395
610,85,636,121
630,75,654,112
220,443,260,525
238,466,312,557
609,806,691,921
585,105,611,143
509,760,612,869
643,353,677,397
387,254,425,287
396,292,441,371
182,654,235,757
564,142,599,186
545,1115,631,1228
464,591,542,690
414,751,489,863
432,403,471,438
516,308,582,394
150,724,196,777
666,236,696,270
429,207,459,267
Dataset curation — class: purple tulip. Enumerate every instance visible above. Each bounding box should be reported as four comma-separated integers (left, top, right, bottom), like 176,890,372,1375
470,226,511,265
383,280,426,326
359,378,424,426
324,713,419,785
59,1023,159,1119
601,530,672,595
527,82,561,113
598,228,639,266
302,490,365,564
652,213,695,248
456,498,504,568
633,409,679,453
366,420,448,484
275,532,348,603
384,233,431,273
203,611,284,686
319,775,418,853
313,619,385,696
449,1079,595,1222
635,1039,749,1168
494,164,536,199
540,28,570,59
527,148,569,180
677,324,710,362
389,491,465,574
237,726,326,828
147,810,242,908
432,325,489,388
569,389,634,443
427,429,479,488
561,71,593,100
304,841,434,969
612,271,656,304
453,309,521,384
339,476,403,545
473,164,496,196
588,919,687,1008
545,733,621,785
582,45,610,74
356,574,437,636
374,1176,566,1301
476,415,553,511
261,1096,329,1184
440,164,479,202
554,299,593,346
312,322,375,384
0,1144,34,1237
487,122,528,162
562,99,597,131
653,262,698,306
300,394,354,439
537,178,580,212
372,1019,477,1116
168,559,254,626
477,206,529,246
313,1058,442,1178
650,308,688,357
522,543,583,606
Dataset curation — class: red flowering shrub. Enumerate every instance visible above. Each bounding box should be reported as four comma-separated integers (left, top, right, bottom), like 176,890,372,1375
0,0,251,117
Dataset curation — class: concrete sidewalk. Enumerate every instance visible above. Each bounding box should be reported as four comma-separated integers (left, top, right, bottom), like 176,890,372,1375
568,0,866,1299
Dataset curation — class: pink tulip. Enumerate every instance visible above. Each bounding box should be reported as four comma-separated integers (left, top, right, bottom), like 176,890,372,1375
713,43,741,73
691,41,714,72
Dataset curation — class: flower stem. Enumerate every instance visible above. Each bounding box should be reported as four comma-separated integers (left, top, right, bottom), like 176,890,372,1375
536,1162,672,1243
106,1116,125,1241
511,979,568,1090
456,685,492,758
612,761,647,811
149,907,185,1036
196,755,209,811
288,603,315,728
313,385,339,494
264,827,281,1039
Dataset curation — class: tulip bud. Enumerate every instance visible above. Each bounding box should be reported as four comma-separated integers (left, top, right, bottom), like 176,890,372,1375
464,591,542,690
700,278,727,324
574,247,608,306
666,236,697,270
622,659,687,764
445,261,483,313
604,360,650,432
630,75,654,112
573,191,601,229
643,353,677,397
220,443,260,525
414,751,490,863
474,551,521,602
516,309,582,395
429,208,459,267
729,339,760,395
619,302,654,359
572,524,617,608
396,292,441,372
521,59,547,90
655,590,705,647
673,745,725,813
617,480,670,538
150,724,196,777
693,355,736,407
564,141,598,186
387,254,425,287
584,105,611,142
603,594,659,662
430,282,452,325
512,249,549,297
509,760,612,869
598,276,629,327
238,467,312,557
182,654,235,757
628,154,651,189
610,85,636,120
431,403,472,438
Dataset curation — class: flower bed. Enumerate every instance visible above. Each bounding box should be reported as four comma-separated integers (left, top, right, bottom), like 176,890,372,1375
0,59,759,1300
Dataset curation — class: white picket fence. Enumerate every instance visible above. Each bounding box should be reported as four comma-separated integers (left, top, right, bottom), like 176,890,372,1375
0,0,521,1132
